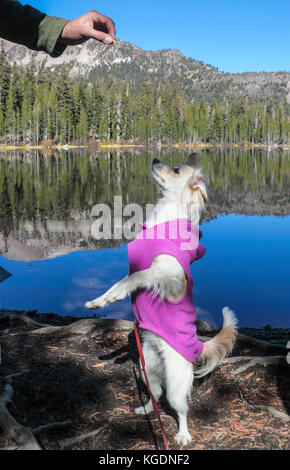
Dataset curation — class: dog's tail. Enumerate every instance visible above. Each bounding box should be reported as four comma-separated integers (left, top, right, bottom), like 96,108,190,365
194,307,238,378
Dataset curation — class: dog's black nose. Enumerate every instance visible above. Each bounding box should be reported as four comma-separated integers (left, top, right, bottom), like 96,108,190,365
152,158,161,165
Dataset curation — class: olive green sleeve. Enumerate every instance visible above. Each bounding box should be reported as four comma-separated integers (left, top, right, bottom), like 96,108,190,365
0,0,69,57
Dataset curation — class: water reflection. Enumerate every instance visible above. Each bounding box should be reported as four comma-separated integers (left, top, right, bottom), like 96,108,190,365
0,148,289,261
0,214,289,327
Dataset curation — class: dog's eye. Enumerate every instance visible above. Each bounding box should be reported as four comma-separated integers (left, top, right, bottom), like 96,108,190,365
173,168,180,174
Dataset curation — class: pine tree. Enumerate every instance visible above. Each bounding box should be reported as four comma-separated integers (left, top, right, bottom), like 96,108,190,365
6,74,17,142
77,106,89,140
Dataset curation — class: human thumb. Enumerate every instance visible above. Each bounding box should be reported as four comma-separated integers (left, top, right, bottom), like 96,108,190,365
86,27,114,44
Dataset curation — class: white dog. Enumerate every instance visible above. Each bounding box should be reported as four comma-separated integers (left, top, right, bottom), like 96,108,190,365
85,153,237,447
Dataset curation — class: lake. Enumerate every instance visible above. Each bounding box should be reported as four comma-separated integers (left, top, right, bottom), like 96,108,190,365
0,148,289,328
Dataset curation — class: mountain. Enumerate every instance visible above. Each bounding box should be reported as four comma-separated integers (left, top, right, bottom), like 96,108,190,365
1,190,288,262
1,38,289,104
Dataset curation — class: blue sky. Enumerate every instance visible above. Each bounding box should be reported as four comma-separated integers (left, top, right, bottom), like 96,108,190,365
27,1,289,73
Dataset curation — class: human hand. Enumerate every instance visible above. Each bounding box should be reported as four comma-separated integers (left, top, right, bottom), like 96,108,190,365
59,10,116,46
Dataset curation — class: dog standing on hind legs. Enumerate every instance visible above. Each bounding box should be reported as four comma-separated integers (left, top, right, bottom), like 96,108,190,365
85,153,238,447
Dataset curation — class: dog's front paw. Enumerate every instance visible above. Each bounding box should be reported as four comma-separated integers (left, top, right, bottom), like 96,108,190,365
174,430,192,447
85,297,106,309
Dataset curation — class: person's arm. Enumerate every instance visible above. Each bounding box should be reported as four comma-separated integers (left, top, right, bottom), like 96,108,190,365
0,0,69,57
0,1,116,57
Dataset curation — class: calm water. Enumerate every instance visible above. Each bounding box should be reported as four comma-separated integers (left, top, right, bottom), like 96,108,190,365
0,148,289,327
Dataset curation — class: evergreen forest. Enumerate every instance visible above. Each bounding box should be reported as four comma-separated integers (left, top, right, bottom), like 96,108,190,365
0,55,289,146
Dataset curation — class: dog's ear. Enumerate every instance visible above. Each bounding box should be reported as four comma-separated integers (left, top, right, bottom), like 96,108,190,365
185,152,199,168
188,172,208,202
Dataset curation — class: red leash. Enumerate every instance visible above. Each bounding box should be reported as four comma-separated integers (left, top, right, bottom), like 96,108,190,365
134,320,170,450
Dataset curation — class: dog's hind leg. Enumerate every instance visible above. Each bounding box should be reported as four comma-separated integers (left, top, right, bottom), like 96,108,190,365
135,336,163,415
161,342,193,447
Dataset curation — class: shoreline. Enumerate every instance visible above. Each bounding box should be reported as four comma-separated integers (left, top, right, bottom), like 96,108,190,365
0,142,289,151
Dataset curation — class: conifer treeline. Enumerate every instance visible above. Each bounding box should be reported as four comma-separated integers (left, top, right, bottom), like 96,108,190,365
0,56,289,145
1,149,288,223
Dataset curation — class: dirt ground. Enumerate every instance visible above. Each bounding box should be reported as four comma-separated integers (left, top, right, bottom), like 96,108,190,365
0,311,289,450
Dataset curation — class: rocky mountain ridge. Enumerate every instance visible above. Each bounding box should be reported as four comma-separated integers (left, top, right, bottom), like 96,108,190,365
2,38,289,104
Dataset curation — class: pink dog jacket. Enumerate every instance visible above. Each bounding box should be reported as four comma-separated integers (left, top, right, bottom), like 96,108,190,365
127,219,206,362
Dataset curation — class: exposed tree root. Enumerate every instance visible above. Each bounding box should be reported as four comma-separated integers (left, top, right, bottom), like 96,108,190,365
58,425,108,449
0,370,70,450
32,421,72,436
236,333,287,354
47,318,134,339
222,356,255,364
0,315,134,338
234,381,290,423
199,333,287,354
0,314,52,329
229,355,287,375
1,314,286,352
254,405,290,422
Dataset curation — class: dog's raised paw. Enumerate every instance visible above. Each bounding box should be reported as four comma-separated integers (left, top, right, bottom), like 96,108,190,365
174,431,192,447
85,301,100,309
